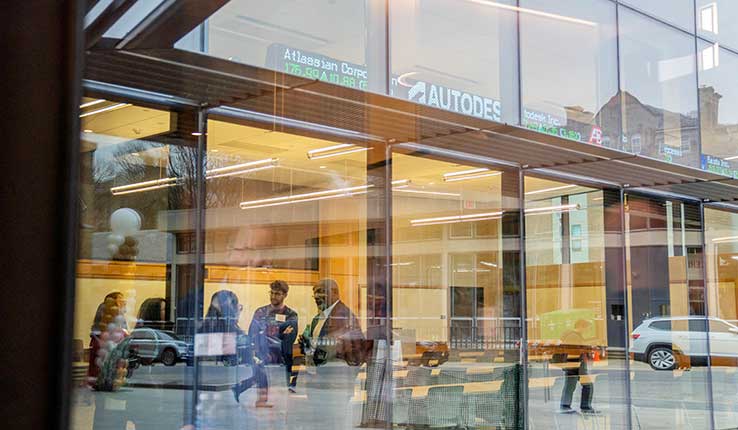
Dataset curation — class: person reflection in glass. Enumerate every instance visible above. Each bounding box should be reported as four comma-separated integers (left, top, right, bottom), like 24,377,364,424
557,319,598,414
232,280,298,405
200,290,269,408
297,278,366,429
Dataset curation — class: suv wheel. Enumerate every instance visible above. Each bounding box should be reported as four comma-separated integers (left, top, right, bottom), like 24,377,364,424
160,348,177,366
648,346,677,370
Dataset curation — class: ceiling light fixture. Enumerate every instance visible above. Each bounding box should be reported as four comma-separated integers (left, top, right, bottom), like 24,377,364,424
80,99,106,109
525,184,577,195
524,203,580,214
111,177,180,196
394,188,461,197
443,168,501,182
465,0,597,27
410,204,580,226
411,211,504,227
206,158,277,180
307,143,371,160
725,155,738,161
80,103,131,118
111,159,278,196
240,184,373,210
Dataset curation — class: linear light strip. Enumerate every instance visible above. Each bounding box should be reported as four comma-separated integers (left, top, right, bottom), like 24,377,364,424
240,184,373,208
443,172,502,182
409,204,581,226
111,183,178,196
80,99,106,109
464,0,597,27
307,145,371,160
111,177,179,193
241,191,369,210
80,103,132,118
525,203,579,214
206,165,276,180
525,184,577,195
411,211,504,226
111,158,277,196
394,188,461,197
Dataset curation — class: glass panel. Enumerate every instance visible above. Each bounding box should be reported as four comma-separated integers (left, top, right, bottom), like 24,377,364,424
704,207,738,428
197,0,385,92
619,7,700,168
626,195,710,429
697,0,738,51
520,0,621,148
392,148,523,428
71,98,198,429
620,0,696,32
198,116,379,429
390,0,519,124
525,179,628,427
698,41,738,172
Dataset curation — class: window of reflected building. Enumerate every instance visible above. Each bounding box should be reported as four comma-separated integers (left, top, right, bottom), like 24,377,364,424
696,0,738,51
390,0,519,124
619,7,700,168
698,40,738,174
619,0,696,33
625,194,711,429
520,0,621,148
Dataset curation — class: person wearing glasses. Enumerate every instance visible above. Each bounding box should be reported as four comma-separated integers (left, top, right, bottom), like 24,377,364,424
232,280,299,405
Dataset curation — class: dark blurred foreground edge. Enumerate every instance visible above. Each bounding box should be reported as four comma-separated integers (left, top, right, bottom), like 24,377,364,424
0,1,83,429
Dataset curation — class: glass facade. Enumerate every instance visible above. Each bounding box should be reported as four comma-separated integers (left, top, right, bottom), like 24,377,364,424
65,1,738,430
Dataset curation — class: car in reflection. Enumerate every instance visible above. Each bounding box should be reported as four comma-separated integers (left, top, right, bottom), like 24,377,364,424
128,328,190,366
630,316,738,370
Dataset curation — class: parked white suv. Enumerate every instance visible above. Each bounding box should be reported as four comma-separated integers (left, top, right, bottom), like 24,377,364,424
630,316,738,370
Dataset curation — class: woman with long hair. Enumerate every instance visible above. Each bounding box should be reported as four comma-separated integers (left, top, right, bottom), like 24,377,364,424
201,290,270,407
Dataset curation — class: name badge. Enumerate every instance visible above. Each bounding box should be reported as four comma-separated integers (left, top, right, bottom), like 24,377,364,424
275,314,286,322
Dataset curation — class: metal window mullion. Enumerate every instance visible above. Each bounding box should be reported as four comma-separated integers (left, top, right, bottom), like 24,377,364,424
190,107,208,427
620,189,634,430
699,202,717,430
519,168,529,430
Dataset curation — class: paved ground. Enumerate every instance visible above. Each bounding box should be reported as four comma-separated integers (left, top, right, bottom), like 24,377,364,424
70,360,738,430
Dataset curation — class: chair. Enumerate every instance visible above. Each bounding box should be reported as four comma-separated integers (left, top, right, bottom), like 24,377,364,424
392,388,412,426
438,368,467,385
426,385,464,428
404,366,433,387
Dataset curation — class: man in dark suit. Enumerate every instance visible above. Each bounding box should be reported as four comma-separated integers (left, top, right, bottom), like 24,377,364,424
296,278,365,429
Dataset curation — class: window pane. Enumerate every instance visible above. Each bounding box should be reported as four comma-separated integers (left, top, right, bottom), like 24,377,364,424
72,100,197,428
705,208,738,428
620,0,696,32
626,195,711,429
392,148,523,427
697,0,738,50
698,41,738,170
520,0,621,148
619,7,700,168
390,0,519,124
525,180,628,428
198,0,384,92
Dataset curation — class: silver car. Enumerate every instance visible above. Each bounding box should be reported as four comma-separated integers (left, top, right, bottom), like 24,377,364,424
129,328,190,366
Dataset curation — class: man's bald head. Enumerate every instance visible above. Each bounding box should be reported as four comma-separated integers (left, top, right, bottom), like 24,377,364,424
313,278,340,311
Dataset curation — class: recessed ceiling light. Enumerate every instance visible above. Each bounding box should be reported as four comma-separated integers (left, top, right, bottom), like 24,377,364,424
192,132,204,136
211,149,219,153
132,152,140,156
319,165,327,169
83,129,93,133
